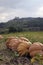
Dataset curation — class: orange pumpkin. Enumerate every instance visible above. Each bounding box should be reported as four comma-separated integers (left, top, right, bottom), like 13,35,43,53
9,38,21,51
29,42,43,57
30,50,43,57
17,41,32,56
6,36,16,48
19,37,29,42
6,37,21,51
29,42,42,53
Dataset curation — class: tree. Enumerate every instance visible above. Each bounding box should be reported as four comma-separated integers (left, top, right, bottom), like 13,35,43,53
9,27,17,33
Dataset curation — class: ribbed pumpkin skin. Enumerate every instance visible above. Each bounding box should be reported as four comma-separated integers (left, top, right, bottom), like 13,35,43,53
6,37,31,52
9,39,21,51
29,42,42,53
39,43,43,51
29,42,43,57
6,37,31,51
30,50,43,57
6,37,43,57
19,37,29,42
17,41,31,56
6,38,21,51
6,37,16,48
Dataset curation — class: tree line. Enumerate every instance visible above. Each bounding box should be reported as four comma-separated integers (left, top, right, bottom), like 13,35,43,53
0,17,43,33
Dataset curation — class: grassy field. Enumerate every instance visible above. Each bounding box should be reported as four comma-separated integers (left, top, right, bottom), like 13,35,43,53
0,31,43,65
1,31,43,43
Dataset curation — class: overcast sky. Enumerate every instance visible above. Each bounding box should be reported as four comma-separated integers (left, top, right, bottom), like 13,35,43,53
0,0,43,22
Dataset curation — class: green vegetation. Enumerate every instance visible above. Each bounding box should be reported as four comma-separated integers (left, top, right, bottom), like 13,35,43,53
0,31,43,65
0,17,43,34
1,31,43,43
31,54,43,65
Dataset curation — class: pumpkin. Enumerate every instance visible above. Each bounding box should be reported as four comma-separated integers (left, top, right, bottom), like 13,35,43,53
17,41,32,56
29,42,42,53
38,42,43,51
6,37,22,51
6,37,17,46
30,50,43,57
9,38,21,51
29,42,43,57
6,36,32,55
19,37,29,42
6,36,16,48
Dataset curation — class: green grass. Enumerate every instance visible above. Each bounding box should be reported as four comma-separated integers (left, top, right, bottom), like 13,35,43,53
2,31,43,43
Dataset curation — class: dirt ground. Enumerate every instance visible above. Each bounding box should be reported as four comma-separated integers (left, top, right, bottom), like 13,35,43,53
0,48,40,65
0,49,31,65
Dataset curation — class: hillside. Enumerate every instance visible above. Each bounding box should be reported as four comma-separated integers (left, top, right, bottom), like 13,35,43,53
0,17,43,33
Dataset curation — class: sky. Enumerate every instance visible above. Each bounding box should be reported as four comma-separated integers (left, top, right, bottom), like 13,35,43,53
0,0,43,22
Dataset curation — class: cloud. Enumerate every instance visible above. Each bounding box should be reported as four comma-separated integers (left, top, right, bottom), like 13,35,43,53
0,0,22,8
0,8,30,22
36,7,43,17
0,0,43,22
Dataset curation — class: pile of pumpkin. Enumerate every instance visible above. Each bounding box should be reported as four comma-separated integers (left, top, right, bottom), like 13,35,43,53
6,36,43,57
